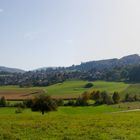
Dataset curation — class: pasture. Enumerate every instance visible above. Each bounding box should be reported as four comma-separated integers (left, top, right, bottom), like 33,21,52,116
0,106,140,140
0,81,140,140
0,86,43,100
44,80,129,98
0,80,130,100
122,84,140,96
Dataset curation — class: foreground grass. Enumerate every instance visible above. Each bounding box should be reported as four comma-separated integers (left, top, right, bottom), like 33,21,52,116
0,106,140,140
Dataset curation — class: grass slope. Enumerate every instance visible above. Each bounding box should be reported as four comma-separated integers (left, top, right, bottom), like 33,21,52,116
113,102,140,110
44,80,129,98
0,106,140,140
0,80,129,99
122,84,140,96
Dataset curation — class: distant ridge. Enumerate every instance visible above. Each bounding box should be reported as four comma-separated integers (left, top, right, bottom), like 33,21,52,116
68,54,140,71
35,54,140,71
0,54,140,86
1,54,140,72
0,66,25,73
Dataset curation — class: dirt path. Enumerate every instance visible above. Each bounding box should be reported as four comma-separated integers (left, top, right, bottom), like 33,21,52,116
113,109,140,113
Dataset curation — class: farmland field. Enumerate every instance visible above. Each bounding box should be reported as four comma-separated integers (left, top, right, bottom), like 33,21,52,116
0,106,140,140
0,81,140,140
44,80,129,98
0,86,43,100
0,80,139,100
122,84,140,96
0,80,129,100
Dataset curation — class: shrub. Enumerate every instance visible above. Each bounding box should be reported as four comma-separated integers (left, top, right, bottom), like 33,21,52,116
23,100,33,108
91,90,103,105
31,95,57,115
112,92,120,104
0,96,6,107
15,107,23,114
75,97,88,106
64,100,75,106
54,99,64,106
134,95,139,101
75,92,90,106
125,94,135,102
13,102,26,109
82,91,90,100
84,83,94,88
101,91,113,105
91,90,113,105
124,93,139,102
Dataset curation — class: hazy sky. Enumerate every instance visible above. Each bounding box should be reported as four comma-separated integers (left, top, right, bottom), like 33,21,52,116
0,0,140,70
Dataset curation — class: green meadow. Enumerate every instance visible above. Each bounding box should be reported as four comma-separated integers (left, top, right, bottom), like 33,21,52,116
0,80,140,139
0,80,130,99
122,84,140,96
1,80,140,99
44,80,129,97
0,106,140,140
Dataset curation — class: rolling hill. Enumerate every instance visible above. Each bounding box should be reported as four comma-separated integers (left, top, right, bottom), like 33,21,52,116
68,54,140,71
0,66,25,73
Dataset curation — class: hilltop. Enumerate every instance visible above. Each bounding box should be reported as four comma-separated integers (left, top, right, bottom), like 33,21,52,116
0,54,140,86
68,54,140,71
0,66,25,73
1,54,140,72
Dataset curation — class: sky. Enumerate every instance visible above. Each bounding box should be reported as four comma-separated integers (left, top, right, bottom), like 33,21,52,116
0,0,140,70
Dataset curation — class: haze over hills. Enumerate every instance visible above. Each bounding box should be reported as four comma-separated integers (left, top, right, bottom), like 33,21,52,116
68,54,140,71
0,54,140,86
0,66,25,73
0,54,140,73
37,54,140,71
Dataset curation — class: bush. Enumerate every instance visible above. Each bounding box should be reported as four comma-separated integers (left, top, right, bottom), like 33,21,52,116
64,100,75,106
91,91,103,105
13,102,26,109
75,97,89,106
54,99,64,106
0,96,6,107
91,90,113,105
75,92,90,106
23,100,33,108
31,95,57,115
101,91,113,105
112,92,120,104
124,93,139,102
15,107,23,114
134,95,139,101
84,83,94,88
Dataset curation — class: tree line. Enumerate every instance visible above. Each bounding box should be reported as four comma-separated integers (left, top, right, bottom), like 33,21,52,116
1,89,140,115
0,64,139,87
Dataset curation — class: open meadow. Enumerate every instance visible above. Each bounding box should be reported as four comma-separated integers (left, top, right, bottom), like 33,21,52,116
0,106,140,140
0,80,140,139
0,80,132,100
1,0,140,139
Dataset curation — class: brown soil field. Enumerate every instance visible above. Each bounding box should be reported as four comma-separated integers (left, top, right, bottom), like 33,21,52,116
0,90,44,100
0,90,77,100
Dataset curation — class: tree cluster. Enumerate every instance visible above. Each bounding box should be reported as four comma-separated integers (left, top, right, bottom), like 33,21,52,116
31,95,57,115
0,64,139,87
91,91,120,105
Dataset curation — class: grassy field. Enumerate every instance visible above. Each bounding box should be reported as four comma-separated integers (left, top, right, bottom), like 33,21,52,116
0,86,43,100
0,106,140,140
122,84,140,96
1,80,140,100
0,81,139,140
113,102,140,110
44,80,129,98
